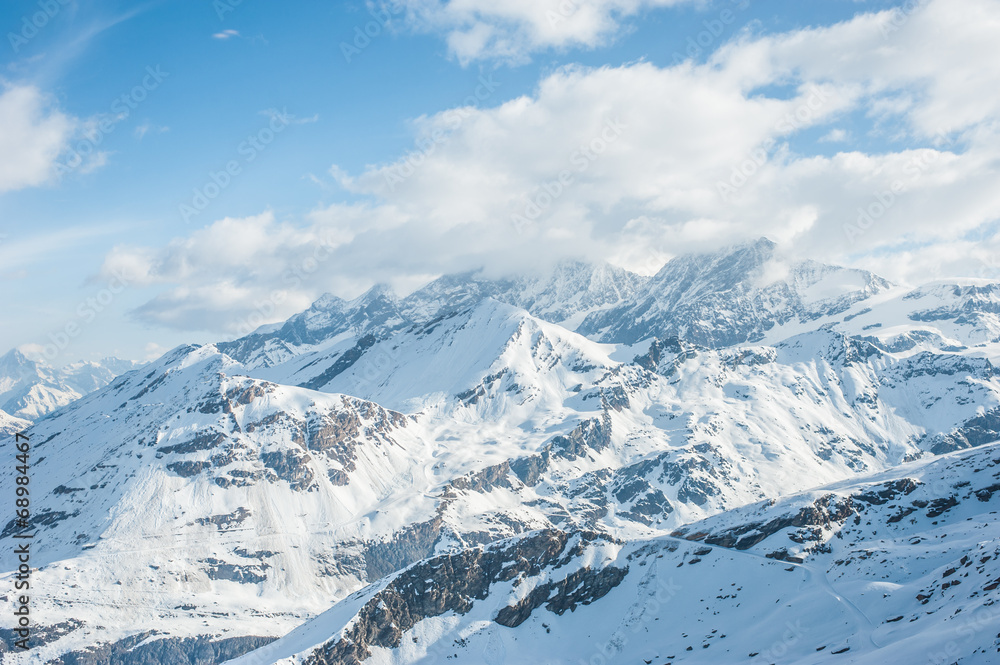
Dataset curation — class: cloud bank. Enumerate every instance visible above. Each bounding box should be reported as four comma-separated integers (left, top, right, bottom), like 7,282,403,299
102,0,1000,334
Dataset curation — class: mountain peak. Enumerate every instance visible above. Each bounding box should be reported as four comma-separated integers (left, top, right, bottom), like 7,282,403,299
0,347,39,381
309,292,347,311
653,237,776,280
354,282,397,303
578,239,892,346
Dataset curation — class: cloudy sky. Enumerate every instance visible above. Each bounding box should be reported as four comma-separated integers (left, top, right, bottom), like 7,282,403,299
2,0,1000,364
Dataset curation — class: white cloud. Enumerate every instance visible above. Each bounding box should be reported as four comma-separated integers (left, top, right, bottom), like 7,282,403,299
143,342,169,361
820,128,849,143
134,122,169,140
100,211,375,333
386,0,699,64
17,343,48,361
213,29,240,39
0,85,75,193
261,108,319,125
104,0,1000,333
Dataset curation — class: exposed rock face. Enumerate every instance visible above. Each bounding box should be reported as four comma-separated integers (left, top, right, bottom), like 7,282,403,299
449,461,515,493
303,530,625,665
202,556,270,584
299,334,380,391
155,380,409,493
926,407,1000,454
494,564,628,627
0,619,84,654
510,454,547,486
670,475,977,556
193,507,251,528
50,633,275,665
362,516,446,580
610,475,674,525
158,430,228,455
623,447,732,508
674,493,859,550
550,413,613,460
302,399,409,485
259,449,316,491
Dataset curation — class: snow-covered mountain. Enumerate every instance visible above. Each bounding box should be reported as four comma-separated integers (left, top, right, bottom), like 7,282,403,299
217,260,647,369
0,408,28,437
2,239,999,664
578,238,893,346
0,348,140,421
229,441,1000,665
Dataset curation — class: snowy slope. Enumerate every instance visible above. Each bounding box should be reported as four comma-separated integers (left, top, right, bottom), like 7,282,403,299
248,305,1000,531
0,344,445,662
825,280,1000,357
2,303,997,662
2,243,1000,663
228,441,1000,665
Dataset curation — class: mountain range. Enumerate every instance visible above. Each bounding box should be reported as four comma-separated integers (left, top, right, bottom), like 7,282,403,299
1,238,999,664
0,350,139,423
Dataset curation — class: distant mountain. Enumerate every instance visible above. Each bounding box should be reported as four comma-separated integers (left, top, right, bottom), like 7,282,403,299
578,238,893,345
0,348,141,421
403,259,649,327
217,260,648,369
0,408,28,437
217,285,406,369
222,240,900,367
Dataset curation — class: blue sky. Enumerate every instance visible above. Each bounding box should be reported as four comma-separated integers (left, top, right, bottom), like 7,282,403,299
1,0,999,365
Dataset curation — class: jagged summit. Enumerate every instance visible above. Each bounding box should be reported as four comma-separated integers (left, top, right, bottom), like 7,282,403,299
219,258,647,368
0,347,32,372
578,238,892,345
